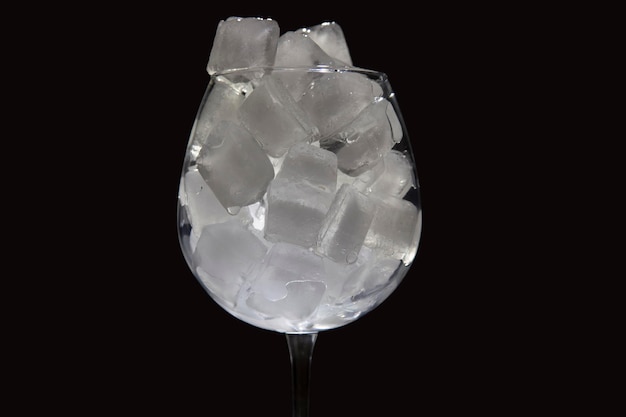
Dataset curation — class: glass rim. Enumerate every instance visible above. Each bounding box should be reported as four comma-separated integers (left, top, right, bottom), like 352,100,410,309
212,65,388,80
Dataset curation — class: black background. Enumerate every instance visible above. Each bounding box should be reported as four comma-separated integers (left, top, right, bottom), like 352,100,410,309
10,5,597,416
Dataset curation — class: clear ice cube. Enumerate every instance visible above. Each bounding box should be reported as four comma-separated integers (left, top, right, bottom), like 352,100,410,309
364,196,421,264
303,22,353,66
321,244,374,302
341,253,400,302
238,75,317,157
317,184,376,263
273,30,347,101
247,280,326,321
298,71,376,137
264,143,337,247
266,242,325,279
190,79,244,159
275,30,347,68
207,17,279,75
321,99,396,176
196,120,274,213
386,100,403,142
193,220,268,304
246,242,326,320
265,179,334,248
278,142,337,192
354,150,415,198
181,167,252,251
250,242,325,301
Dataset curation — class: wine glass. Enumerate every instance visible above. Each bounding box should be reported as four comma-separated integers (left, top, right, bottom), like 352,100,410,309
177,66,421,416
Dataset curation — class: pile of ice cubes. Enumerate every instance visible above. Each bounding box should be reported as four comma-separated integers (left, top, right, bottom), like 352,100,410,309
179,17,421,332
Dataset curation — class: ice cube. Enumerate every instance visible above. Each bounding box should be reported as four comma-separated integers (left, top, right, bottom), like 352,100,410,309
386,99,403,142
278,142,337,193
275,30,347,68
245,242,326,321
247,201,266,231
238,75,317,158
266,242,325,280
351,158,384,193
247,280,326,321
265,179,334,248
196,120,274,213
298,71,376,137
181,168,253,250
321,99,396,176
190,78,244,159
193,220,268,304
207,17,279,75
273,30,349,101
303,22,353,66
336,169,356,189
364,197,421,264
321,244,374,301
354,150,415,198
250,242,325,301
341,254,400,302
317,184,377,263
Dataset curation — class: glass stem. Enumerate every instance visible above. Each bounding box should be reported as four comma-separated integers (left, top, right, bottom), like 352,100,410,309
286,333,318,417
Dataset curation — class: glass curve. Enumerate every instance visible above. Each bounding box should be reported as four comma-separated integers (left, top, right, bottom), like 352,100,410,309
177,66,421,334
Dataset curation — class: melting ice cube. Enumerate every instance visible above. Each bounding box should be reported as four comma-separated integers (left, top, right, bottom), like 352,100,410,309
298,71,376,137
364,196,421,264
196,120,274,213
278,142,337,192
190,79,244,158
353,150,415,198
275,30,347,68
239,75,317,157
321,99,396,176
265,179,334,248
303,22,353,66
341,253,400,302
265,143,337,247
316,184,376,263
207,17,279,75
247,242,326,320
181,168,252,251
247,280,326,321
273,30,349,100
193,221,268,304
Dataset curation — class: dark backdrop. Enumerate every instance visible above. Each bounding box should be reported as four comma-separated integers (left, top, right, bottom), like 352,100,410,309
19,6,566,416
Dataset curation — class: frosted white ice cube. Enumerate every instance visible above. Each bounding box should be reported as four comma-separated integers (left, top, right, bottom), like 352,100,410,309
364,197,421,264
278,142,337,192
322,99,396,176
298,71,376,137
207,17,279,75
304,22,353,65
196,120,274,213
239,75,317,157
265,179,334,248
354,150,415,198
193,221,268,304
317,184,376,263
